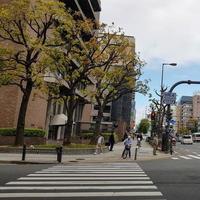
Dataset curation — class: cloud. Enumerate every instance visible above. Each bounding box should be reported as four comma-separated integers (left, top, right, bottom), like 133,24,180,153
101,0,200,65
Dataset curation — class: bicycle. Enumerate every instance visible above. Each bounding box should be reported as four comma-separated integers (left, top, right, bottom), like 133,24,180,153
137,138,141,148
122,145,131,159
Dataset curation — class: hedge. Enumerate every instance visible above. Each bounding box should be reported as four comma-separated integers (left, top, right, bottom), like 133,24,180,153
0,128,46,137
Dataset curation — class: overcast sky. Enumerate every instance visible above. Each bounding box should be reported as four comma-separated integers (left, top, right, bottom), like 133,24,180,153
101,0,200,124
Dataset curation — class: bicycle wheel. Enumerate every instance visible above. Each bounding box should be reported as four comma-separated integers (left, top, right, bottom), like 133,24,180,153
122,149,128,159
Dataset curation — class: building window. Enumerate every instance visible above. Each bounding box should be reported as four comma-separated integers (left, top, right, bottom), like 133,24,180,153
94,105,111,113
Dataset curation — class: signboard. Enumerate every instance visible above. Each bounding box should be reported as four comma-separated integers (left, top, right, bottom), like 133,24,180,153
162,92,176,105
170,119,176,125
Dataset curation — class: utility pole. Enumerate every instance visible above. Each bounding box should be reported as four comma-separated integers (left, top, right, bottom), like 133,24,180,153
164,80,200,152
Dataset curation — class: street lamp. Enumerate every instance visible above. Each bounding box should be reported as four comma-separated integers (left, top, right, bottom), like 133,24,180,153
161,63,177,91
160,63,177,151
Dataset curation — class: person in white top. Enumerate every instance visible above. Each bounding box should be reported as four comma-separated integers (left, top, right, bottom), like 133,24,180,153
94,133,104,154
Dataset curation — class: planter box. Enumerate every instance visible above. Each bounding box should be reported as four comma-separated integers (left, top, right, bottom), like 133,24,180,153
0,136,46,145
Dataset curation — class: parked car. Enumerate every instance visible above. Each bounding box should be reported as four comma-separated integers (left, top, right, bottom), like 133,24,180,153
181,135,193,145
192,132,200,142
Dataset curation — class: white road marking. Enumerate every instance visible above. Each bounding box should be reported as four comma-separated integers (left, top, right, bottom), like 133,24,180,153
18,177,150,180
35,171,144,174
28,173,146,177
40,169,143,172
179,156,192,160
171,157,179,160
1,164,164,198
0,185,157,190
0,191,163,198
6,180,153,185
188,155,200,159
50,167,141,170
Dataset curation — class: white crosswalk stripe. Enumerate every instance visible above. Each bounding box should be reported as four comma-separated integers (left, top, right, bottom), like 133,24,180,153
171,154,200,160
0,163,164,199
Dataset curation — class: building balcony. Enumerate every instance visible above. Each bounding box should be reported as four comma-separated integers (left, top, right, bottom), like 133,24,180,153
62,0,101,21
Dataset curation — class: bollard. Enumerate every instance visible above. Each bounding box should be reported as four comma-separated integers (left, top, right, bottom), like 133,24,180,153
134,147,138,160
22,144,26,161
56,147,63,163
170,142,173,155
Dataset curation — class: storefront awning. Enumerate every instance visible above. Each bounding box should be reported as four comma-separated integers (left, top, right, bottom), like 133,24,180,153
50,114,68,126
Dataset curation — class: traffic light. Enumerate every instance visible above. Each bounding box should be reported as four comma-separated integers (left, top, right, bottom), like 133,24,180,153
167,112,173,122
151,111,156,121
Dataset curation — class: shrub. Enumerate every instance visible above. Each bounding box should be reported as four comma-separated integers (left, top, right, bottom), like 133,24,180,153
0,128,46,137
81,132,94,139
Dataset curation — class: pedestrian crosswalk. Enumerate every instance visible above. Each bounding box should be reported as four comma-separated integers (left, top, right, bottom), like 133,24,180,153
0,163,164,199
172,154,200,160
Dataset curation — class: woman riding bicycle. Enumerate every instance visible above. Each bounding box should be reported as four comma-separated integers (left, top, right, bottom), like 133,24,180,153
136,133,143,147
122,135,132,158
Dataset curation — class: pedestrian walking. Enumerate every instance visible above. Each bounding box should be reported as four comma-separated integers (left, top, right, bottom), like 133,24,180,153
94,133,104,155
152,135,158,155
121,135,132,158
108,132,115,151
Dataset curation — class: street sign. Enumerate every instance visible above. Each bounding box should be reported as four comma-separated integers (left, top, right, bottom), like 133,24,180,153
162,92,176,105
170,119,176,125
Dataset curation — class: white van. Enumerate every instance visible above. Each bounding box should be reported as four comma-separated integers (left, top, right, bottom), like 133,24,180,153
192,132,200,142
181,135,193,145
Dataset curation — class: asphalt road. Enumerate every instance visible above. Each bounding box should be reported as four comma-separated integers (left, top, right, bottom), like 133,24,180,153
140,141,200,200
0,144,200,200
174,141,200,156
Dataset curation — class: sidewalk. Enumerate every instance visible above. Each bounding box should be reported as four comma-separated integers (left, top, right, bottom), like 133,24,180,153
0,141,170,164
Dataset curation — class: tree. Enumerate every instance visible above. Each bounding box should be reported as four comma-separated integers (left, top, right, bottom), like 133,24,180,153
149,87,168,138
0,0,73,145
85,25,149,143
45,17,96,145
186,118,198,133
46,23,148,145
138,118,150,134
177,127,189,135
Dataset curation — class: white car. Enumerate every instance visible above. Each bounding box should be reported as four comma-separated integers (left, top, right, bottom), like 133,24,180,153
181,135,193,144
192,132,200,142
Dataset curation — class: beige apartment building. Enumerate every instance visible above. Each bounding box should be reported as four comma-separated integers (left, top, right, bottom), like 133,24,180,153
176,94,200,132
193,93,200,120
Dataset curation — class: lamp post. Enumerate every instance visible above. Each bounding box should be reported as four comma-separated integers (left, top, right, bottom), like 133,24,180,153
160,63,177,151
161,63,177,91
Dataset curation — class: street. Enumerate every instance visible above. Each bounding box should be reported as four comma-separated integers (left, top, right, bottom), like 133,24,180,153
0,143,200,200
0,162,163,200
171,141,200,160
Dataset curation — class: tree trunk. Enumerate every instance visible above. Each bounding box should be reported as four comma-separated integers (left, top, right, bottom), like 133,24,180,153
63,97,75,145
15,81,33,146
90,108,103,144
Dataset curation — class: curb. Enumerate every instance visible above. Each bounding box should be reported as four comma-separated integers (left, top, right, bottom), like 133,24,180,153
0,160,58,164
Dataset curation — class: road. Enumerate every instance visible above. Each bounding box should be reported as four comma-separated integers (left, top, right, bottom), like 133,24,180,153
172,141,200,159
0,142,200,200
140,142,200,200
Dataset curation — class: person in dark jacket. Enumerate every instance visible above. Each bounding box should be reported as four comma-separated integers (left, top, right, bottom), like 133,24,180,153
109,132,115,151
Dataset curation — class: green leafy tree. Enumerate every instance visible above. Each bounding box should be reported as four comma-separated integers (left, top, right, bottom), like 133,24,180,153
45,17,96,145
138,118,150,134
177,127,189,135
186,118,198,133
85,24,149,143
0,0,73,145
